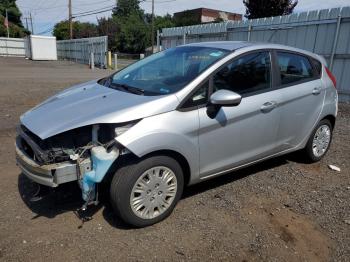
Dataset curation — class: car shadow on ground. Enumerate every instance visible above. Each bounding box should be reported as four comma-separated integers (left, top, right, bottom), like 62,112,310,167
18,154,297,229
182,155,290,199
17,174,101,222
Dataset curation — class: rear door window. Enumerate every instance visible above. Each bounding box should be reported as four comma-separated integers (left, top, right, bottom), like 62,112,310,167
276,52,315,85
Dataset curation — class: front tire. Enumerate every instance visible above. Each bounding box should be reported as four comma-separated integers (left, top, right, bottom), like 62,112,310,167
110,155,184,227
303,119,333,162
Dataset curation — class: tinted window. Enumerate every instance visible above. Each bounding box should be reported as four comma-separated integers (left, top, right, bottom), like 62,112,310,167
182,81,209,109
213,51,271,95
277,52,315,85
311,58,322,78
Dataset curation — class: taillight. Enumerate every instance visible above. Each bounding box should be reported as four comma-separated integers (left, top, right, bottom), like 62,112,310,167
325,67,337,89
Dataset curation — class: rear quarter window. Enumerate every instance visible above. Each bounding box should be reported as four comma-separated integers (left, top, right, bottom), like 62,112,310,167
310,58,322,78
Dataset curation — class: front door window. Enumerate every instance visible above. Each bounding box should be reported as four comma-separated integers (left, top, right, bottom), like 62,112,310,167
213,51,272,96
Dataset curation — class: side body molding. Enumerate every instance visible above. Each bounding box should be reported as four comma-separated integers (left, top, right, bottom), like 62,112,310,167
116,110,201,184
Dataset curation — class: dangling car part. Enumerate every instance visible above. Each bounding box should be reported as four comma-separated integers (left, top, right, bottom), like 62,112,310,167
79,146,119,209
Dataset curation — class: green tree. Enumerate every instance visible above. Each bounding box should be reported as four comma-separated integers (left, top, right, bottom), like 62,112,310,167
112,0,148,53
112,0,144,18
97,17,119,52
53,0,176,53
53,21,98,40
53,21,69,40
0,0,28,37
116,13,149,53
75,22,98,38
144,13,174,47
144,13,174,32
243,0,298,19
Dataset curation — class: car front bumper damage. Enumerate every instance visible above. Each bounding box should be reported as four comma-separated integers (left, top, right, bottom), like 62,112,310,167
15,138,91,187
16,133,119,209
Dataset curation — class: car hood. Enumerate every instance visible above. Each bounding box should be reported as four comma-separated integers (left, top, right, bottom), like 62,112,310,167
20,80,179,139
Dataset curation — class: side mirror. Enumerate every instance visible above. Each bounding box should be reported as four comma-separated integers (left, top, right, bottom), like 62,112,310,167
210,89,242,107
207,90,242,119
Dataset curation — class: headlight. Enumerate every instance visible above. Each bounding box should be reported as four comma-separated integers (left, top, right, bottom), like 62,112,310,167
114,121,139,137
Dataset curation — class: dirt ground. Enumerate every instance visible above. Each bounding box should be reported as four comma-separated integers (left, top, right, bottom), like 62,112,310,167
0,57,349,262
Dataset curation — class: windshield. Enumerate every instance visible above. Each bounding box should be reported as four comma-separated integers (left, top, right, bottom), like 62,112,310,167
110,46,230,95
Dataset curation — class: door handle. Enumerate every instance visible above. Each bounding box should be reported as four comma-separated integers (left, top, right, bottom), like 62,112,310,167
261,101,277,113
312,87,321,95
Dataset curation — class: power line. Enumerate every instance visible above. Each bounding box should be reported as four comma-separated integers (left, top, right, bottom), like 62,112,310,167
31,0,48,11
71,0,174,19
20,0,177,37
22,0,115,12
22,13,34,34
37,26,54,35
72,8,114,18
36,13,66,32
20,4,67,11
74,0,114,6
72,0,114,15
18,0,115,38
36,13,67,35
72,5,115,16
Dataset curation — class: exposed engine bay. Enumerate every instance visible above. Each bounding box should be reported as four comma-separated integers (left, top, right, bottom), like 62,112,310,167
17,124,117,165
16,122,135,210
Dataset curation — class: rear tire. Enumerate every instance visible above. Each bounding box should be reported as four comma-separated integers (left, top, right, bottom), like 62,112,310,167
110,155,184,227
303,119,333,162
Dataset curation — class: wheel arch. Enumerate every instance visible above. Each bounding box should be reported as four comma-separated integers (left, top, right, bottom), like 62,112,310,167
102,148,193,187
142,149,191,186
321,115,336,129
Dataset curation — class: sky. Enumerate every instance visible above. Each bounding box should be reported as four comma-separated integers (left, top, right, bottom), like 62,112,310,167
16,0,350,36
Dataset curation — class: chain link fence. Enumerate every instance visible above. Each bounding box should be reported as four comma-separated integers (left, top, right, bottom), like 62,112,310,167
57,36,108,68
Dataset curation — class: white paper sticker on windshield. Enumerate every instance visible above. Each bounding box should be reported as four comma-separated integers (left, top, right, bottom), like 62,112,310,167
209,51,224,57
160,88,170,93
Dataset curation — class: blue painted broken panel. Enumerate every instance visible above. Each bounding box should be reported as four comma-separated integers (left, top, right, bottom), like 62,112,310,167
81,146,119,202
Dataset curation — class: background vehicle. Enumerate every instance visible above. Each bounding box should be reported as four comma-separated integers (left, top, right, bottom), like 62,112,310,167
16,41,338,227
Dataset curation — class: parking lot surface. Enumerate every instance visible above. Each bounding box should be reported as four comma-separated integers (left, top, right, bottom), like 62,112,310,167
0,57,349,261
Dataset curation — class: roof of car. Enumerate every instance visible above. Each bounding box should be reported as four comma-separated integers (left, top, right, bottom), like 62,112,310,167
184,41,254,51
183,41,326,64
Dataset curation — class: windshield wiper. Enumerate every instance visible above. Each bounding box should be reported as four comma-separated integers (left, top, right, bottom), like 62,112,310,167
110,82,145,95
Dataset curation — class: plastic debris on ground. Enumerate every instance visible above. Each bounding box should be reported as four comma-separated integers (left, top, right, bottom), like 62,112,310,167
328,164,341,172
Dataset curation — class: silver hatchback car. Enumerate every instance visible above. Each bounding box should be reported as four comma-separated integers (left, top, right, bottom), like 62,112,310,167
16,41,338,227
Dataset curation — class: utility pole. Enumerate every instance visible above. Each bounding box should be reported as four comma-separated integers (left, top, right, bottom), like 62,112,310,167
29,13,34,34
69,0,73,39
151,0,155,53
25,17,29,31
5,9,9,38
